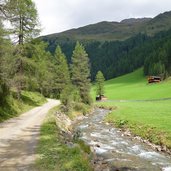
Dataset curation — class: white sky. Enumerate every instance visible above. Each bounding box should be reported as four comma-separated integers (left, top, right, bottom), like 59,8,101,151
33,0,171,36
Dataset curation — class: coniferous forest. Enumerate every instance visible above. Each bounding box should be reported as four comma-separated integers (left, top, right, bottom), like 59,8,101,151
42,29,171,81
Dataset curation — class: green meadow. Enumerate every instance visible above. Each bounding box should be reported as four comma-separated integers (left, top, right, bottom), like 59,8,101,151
94,68,171,148
92,68,171,100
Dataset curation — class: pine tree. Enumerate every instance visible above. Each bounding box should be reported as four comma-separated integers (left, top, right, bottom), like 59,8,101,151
95,71,105,96
4,0,40,44
53,45,70,98
71,42,91,105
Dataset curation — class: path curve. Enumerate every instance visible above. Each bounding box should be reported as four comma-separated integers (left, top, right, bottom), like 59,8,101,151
0,99,60,171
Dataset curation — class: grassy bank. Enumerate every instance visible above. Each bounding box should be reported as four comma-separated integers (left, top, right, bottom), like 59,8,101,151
93,68,171,149
97,101,171,149
0,91,46,122
36,107,93,171
92,68,171,100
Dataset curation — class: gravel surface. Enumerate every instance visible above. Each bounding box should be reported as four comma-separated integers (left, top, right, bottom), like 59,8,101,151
0,99,60,171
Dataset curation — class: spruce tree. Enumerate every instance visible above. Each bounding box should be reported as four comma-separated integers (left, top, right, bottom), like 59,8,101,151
95,71,105,96
71,41,91,105
53,45,70,98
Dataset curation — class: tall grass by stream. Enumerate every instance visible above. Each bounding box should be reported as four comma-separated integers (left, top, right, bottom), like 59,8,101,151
36,106,93,171
98,101,171,149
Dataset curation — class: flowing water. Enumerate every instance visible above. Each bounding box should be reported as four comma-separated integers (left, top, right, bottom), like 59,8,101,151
74,109,171,171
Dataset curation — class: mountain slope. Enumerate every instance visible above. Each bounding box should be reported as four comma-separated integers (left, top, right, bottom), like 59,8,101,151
43,18,150,42
42,11,171,42
40,11,171,81
145,11,171,35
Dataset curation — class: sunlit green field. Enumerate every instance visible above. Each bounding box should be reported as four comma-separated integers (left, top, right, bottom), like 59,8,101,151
92,68,171,100
93,68,171,148
98,101,171,148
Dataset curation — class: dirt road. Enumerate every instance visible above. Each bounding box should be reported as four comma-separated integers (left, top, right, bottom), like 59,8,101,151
0,99,60,171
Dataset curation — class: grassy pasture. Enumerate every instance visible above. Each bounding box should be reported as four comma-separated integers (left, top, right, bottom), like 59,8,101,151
92,68,171,100
94,68,171,148
98,101,171,148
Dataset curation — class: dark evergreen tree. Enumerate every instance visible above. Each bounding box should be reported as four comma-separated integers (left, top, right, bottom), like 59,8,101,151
95,71,105,96
71,41,91,105
52,45,70,98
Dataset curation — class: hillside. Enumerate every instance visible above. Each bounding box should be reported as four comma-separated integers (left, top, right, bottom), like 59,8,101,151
92,68,171,100
42,11,171,42
44,19,149,42
42,18,149,42
145,11,171,35
40,11,171,81
40,27,171,81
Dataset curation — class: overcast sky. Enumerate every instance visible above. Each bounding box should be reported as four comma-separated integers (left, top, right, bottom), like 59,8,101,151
33,0,171,36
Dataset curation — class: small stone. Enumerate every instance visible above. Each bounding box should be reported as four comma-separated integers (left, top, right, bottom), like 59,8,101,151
96,144,100,148
162,145,167,151
156,146,162,152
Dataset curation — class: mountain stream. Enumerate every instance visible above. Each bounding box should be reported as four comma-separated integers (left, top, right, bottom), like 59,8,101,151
74,109,171,171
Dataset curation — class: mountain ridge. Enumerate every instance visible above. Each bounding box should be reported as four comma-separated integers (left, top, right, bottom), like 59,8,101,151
41,11,171,42
121,18,152,24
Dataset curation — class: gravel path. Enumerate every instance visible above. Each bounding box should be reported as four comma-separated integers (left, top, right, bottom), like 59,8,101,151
0,99,60,171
